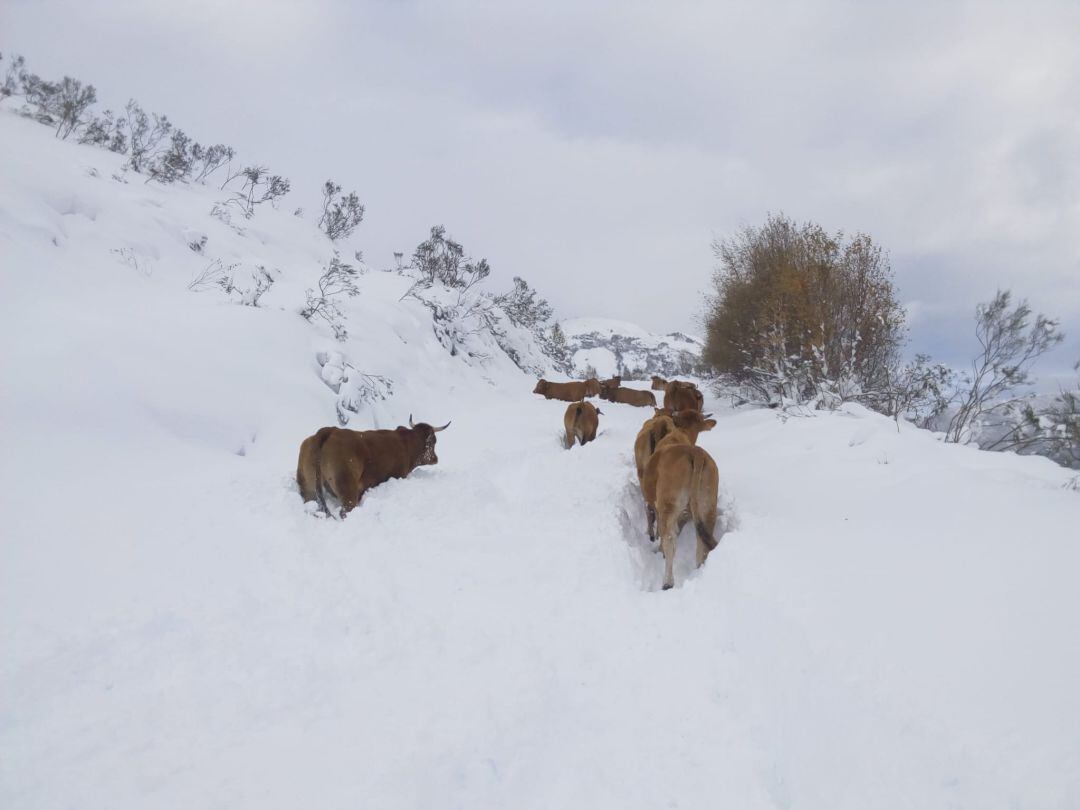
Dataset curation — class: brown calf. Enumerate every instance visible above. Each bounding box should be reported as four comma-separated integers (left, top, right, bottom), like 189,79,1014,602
297,416,450,518
534,379,592,402
642,444,721,589
564,401,601,448
600,386,657,408
663,380,705,412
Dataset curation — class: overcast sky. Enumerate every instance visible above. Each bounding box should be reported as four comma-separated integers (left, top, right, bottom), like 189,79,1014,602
4,0,1079,371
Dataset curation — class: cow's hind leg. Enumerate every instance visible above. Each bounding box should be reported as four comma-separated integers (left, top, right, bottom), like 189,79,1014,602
645,501,657,542
658,509,678,590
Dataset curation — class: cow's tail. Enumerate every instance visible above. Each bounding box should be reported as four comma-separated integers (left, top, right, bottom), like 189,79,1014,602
568,404,583,448
312,427,335,516
689,451,719,551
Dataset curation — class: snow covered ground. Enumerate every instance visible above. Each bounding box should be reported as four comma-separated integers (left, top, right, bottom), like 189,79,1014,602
3,110,1080,809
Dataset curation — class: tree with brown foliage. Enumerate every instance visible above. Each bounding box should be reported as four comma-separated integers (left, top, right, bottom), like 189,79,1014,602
703,213,906,406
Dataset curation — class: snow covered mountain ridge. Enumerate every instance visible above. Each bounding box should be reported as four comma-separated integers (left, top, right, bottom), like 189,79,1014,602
560,316,704,379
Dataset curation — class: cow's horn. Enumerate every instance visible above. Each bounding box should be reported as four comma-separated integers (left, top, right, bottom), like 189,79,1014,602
703,413,713,419
408,414,415,428
432,420,451,433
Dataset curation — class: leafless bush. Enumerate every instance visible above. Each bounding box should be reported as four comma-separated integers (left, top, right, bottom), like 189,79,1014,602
410,225,491,291
495,276,553,330
945,290,1063,443
191,143,234,183
301,255,360,340
188,258,238,291
78,109,127,152
149,129,196,183
864,354,959,429
189,259,274,306
0,53,25,99
125,100,172,173
318,180,365,241
222,165,290,218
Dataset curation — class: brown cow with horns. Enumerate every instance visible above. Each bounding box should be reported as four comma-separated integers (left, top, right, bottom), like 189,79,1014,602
297,415,450,517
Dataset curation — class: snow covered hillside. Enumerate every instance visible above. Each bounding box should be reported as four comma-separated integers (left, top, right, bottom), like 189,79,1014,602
561,316,703,379
3,110,1080,809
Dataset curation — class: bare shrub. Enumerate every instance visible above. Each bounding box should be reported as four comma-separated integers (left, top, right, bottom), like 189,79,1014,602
78,109,127,152
149,129,196,184
411,225,490,291
945,290,1063,443
301,255,361,341
222,165,290,218
125,100,172,173
318,180,365,241
495,276,553,330
191,143,234,183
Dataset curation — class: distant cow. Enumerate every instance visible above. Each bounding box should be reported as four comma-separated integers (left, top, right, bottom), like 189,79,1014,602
642,443,721,590
600,385,657,408
584,378,601,397
564,401,601,448
663,380,704,412
651,376,668,391
297,416,450,517
534,379,592,402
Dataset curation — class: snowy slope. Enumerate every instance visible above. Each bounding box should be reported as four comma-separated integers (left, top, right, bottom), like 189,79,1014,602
3,111,1080,810
561,316,703,378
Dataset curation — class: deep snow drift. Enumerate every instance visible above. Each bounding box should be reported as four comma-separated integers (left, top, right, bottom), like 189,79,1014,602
2,111,1080,809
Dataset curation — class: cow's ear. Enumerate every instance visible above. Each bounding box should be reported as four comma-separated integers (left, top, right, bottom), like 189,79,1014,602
703,419,717,430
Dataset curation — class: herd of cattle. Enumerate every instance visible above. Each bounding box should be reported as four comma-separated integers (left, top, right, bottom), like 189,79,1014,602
296,374,720,590
536,374,720,589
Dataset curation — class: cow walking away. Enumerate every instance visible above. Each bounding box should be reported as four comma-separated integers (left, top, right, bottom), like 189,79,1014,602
564,401,601,448
641,443,722,589
534,379,595,402
663,380,704,412
297,416,450,518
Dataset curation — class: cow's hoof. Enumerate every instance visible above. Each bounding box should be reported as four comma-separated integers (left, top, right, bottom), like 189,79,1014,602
662,583,673,591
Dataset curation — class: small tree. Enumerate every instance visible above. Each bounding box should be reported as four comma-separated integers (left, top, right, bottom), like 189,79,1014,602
703,213,906,406
301,255,361,340
125,100,171,173
945,290,1063,443
51,76,97,139
318,180,365,241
